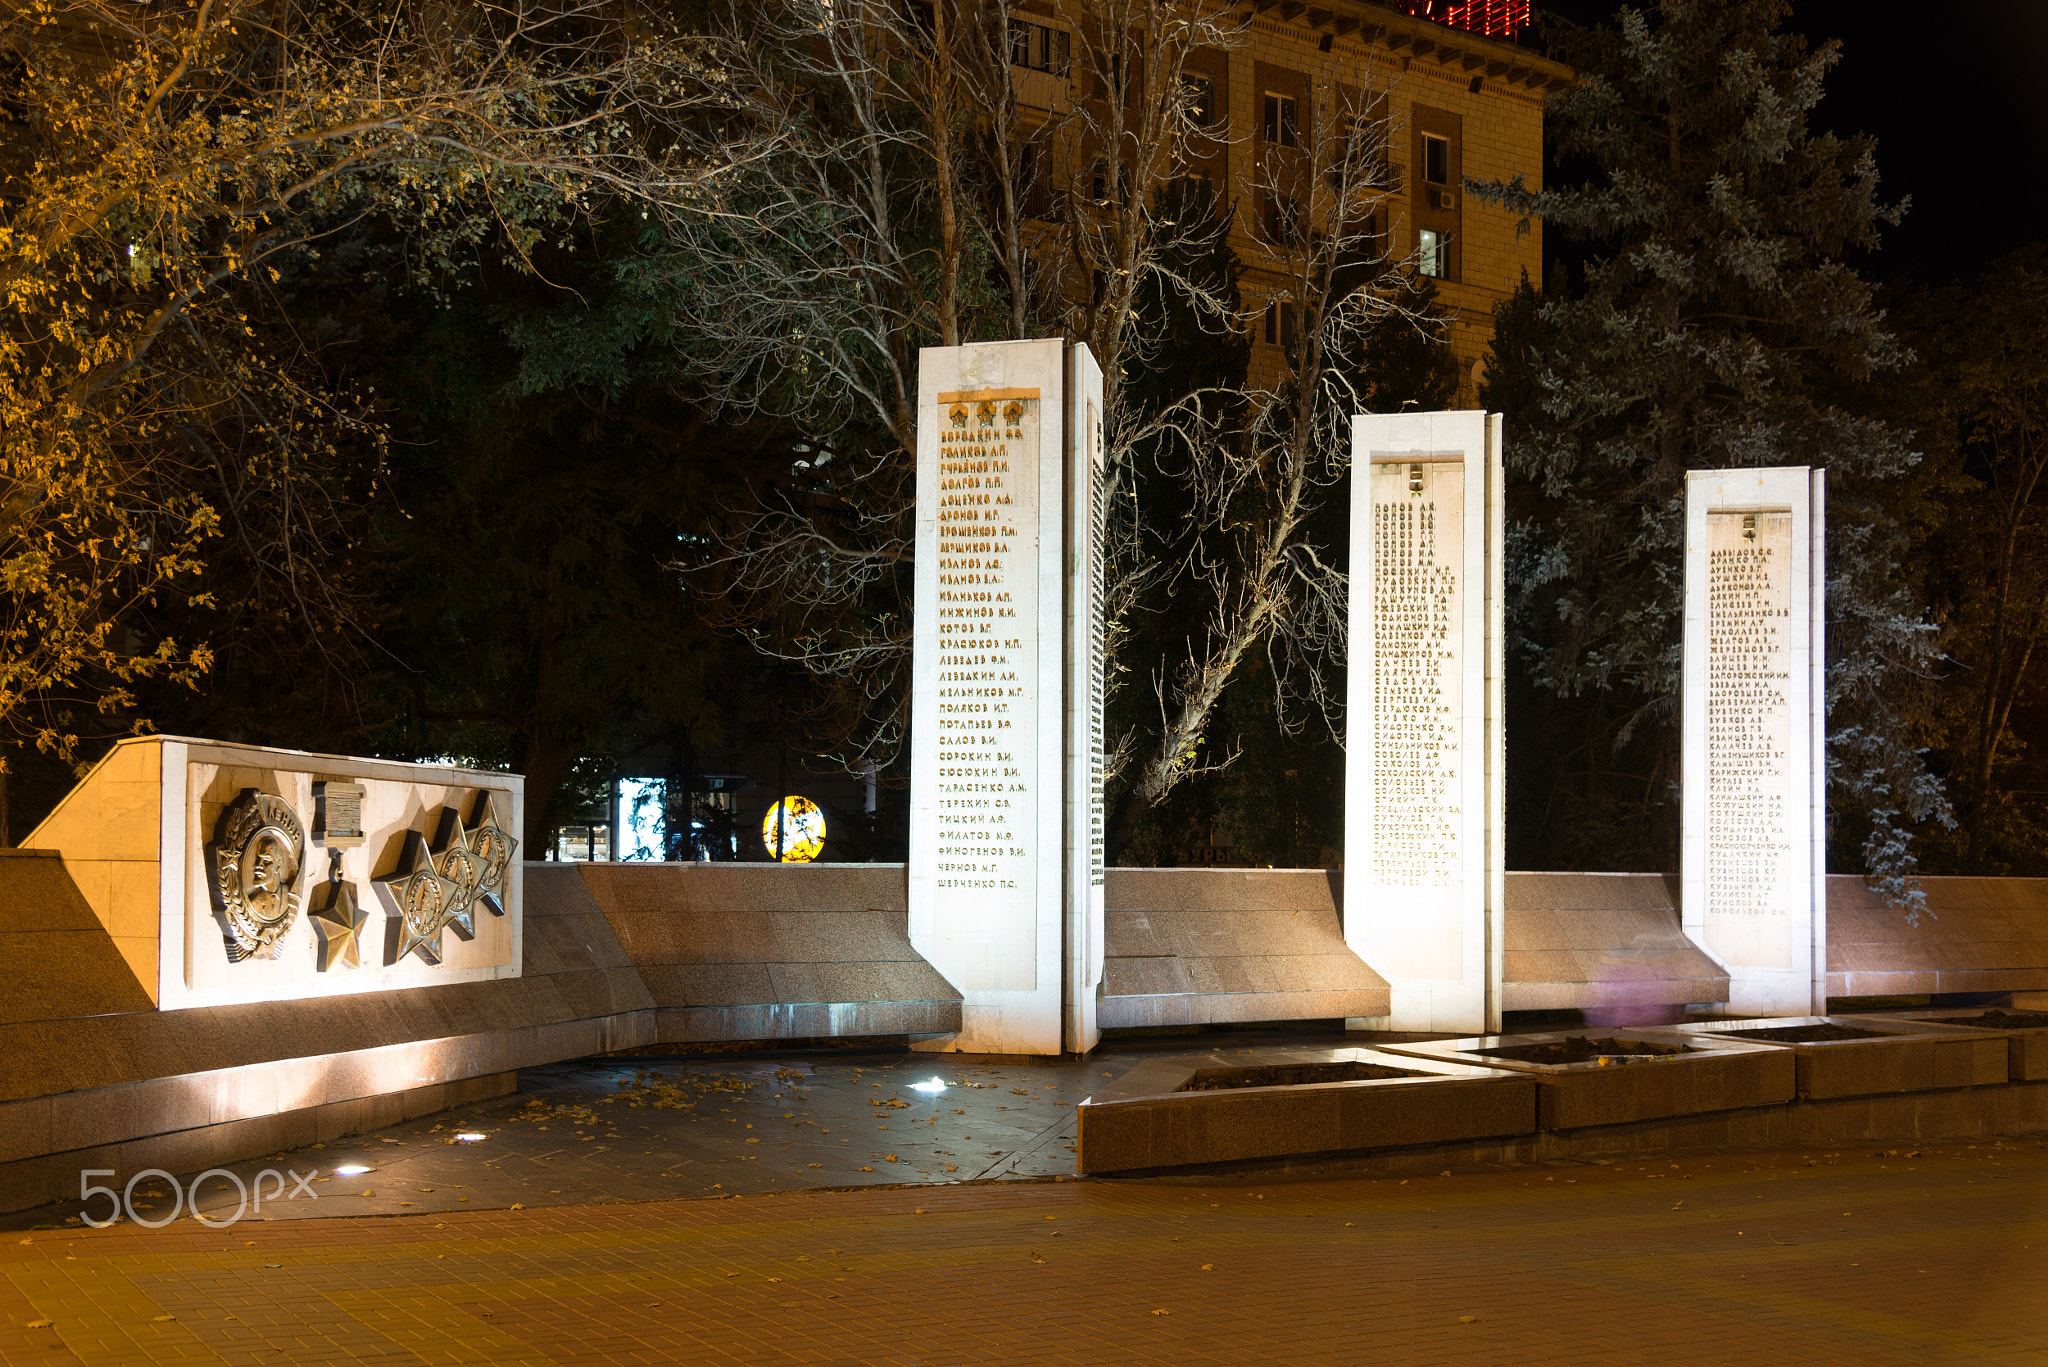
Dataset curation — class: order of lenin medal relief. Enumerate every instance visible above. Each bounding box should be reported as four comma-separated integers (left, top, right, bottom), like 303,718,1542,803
209,789,307,962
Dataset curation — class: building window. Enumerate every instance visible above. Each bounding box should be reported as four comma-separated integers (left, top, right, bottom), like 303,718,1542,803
1344,212,1382,261
1346,115,1389,184
1262,301,1299,348
1422,134,1450,186
1181,74,1216,127
1418,228,1444,278
1264,196,1305,247
1091,159,1129,207
1262,92,1299,148
1010,20,1070,75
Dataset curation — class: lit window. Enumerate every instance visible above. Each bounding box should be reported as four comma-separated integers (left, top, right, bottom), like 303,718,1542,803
1418,228,1443,278
1422,134,1449,186
1262,92,1299,148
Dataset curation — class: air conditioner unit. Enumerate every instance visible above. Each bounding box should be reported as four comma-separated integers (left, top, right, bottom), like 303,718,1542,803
1434,187,1456,211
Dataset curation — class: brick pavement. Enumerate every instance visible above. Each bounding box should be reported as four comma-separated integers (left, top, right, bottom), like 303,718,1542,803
2,1138,2043,1365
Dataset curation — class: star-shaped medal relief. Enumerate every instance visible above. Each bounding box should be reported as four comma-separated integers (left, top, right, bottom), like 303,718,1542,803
465,791,519,916
431,810,484,943
372,831,461,967
310,879,368,972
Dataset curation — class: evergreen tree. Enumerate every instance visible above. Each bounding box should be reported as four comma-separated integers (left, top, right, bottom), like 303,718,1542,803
1886,247,2048,876
1473,0,1949,901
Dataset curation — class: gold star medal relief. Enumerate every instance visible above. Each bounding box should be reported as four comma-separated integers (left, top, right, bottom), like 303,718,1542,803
462,791,519,917
309,879,368,972
373,831,462,966
373,790,518,967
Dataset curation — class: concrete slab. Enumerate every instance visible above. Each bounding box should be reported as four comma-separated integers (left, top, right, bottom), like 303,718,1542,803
1857,1008,2048,1083
1662,1015,2010,1100
1377,1029,1794,1130
1074,1046,1533,1172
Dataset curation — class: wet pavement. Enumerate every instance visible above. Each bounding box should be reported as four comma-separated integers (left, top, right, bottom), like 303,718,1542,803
3,1046,1179,1230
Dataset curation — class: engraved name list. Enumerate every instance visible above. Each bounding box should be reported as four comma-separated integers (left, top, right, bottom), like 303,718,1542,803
934,395,1036,893
1705,510,1793,920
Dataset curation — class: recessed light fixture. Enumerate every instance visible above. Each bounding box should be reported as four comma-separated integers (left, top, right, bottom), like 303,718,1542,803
910,1078,948,1095
455,1132,488,1143
333,1164,371,1175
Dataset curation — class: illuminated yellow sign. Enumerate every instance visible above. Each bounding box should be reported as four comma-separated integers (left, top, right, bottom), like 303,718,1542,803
762,795,826,862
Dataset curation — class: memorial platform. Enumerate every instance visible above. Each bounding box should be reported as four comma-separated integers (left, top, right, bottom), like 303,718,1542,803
8,781,2048,1214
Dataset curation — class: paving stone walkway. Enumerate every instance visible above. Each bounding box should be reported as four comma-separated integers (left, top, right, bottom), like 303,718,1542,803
2,1135,2043,1364
3,1049,1127,1232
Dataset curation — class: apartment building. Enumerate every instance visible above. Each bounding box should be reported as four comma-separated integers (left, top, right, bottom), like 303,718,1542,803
1012,0,1572,401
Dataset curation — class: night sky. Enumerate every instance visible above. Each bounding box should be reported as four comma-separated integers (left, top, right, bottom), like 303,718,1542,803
1532,0,2048,285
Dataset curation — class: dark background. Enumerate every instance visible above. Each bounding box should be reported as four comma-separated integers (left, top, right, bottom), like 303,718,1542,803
1535,0,2048,285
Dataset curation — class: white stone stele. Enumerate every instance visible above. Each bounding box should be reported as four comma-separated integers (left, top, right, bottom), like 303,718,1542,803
1344,412,1505,1035
1063,343,1107,1055
1682,467,1827,1017
908,339,1104,1056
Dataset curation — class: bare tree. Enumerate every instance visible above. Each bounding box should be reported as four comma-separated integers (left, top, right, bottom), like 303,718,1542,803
665,0,1243,776
1103,58,1450,857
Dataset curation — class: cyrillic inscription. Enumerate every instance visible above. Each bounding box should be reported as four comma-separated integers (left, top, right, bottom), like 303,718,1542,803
935,395,1035,889
1705,510,1792,918
1371,462,1462,889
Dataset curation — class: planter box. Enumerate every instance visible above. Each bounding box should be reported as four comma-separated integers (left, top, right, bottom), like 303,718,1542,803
1856,1008,2048,1082
1377,1029,1793,1130
1073,1047,1535,1174
1663,1015,2008,1099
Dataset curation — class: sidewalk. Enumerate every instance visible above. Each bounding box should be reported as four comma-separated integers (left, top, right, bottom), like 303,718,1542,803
4,1137,2043,1365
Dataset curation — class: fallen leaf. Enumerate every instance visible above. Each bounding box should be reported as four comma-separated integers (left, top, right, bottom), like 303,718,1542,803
857,1166,874,1173
360,1190,376,1198
151,1315,175,1322
1458,1316,1479,1324
1151,1308,1171,1316
509,1203,525,1210
27,1320,52,1329
1200,1264,1214,1271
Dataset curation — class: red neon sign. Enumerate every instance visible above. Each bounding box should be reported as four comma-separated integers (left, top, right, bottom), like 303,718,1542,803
1394,0,1530,41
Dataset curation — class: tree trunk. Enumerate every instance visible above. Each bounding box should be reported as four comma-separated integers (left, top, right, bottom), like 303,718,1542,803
1104,787,1154,865
519,734,586,855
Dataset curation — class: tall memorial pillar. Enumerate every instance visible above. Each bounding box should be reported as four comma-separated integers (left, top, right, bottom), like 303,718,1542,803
1681,467,1827,1017
1345,412,1506,1034
908,339,1105,1056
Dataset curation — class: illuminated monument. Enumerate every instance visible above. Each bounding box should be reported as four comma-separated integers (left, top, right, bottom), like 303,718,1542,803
906,339,1107,1056
1681,467,1826,1017
1345,411,1506,1035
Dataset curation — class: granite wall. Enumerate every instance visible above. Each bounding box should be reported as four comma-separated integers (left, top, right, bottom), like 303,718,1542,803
560,863,962,1042
0,852,655,1214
